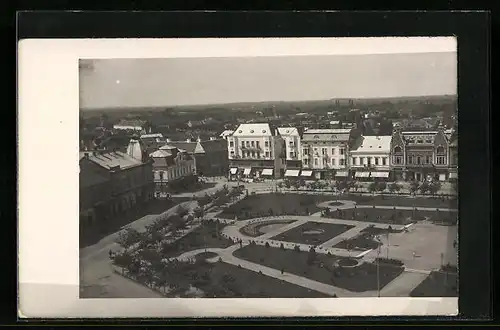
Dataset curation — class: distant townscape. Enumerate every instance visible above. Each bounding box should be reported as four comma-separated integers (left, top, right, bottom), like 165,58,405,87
80,96,458,300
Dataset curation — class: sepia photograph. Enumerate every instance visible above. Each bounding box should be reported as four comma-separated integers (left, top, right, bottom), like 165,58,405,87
78,38,458,303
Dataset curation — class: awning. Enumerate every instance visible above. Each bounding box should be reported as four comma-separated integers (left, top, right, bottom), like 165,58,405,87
300,170,313,177
355,171,370,178
243,168,252,175
335,171,348,177
261,169,273,176
439,173,447,181
449,172,458,179
370,171,390,178
229,168,238,174
285,169,300,177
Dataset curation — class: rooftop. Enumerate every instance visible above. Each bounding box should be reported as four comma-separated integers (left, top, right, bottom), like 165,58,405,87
350,136,392,153
277,127,300,136
115,119,147,127
140,133,163,139
83,151,144,170
304,128,352,134
232,123,274,136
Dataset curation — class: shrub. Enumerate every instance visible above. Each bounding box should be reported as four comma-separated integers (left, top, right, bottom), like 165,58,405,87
375,257,404,266
265,242,270,248
280,243,285,250
294,245,301,252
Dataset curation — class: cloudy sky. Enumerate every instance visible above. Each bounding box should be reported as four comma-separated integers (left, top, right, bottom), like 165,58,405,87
80,51,456,109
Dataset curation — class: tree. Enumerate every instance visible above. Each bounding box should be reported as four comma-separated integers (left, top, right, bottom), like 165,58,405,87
284,179,291,189
298,178,306,190
428,181,442,196
113,251,133,274
388,182,401,194
419,181,430,195
409,180,420,196
377,181,387,194
116,228,142,248
194,207,204,219
368,181,378,195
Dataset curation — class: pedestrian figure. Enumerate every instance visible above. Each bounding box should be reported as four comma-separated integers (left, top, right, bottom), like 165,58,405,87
412,251,416,259
281,268,284,275
108,250,113,258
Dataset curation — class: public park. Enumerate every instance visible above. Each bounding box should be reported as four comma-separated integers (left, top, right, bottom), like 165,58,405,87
80,177,458,299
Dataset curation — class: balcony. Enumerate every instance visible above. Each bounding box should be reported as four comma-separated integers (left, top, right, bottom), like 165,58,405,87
241,146,263,152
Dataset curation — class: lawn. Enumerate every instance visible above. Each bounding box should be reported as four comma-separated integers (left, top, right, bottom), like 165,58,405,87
333,233,381,251
410,271,458,297
159,259,331,298
219,193,333,220
160,220,235,258
80,197,191,248
345,194,458,209
240,220,297,237
360,224,401,235
324,208,458,225
234,245,404,292
270,221,355,246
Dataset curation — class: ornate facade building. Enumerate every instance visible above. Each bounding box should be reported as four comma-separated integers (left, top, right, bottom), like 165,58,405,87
390,127,454,181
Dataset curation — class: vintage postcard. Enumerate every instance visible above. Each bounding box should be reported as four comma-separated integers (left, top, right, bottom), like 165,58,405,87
19,37,458,318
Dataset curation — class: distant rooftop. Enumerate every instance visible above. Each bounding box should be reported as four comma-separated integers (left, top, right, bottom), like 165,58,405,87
277,127,299,136
233,123,274,136
351,136,392,153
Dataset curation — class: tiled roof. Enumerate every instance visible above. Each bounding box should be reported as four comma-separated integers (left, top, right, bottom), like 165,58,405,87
150,150,172,158
233,123,274,136
86,151,143,170
199,139,227,153
219,130,234,137
302,128,352,142
277,127,299,136
350,136,392,153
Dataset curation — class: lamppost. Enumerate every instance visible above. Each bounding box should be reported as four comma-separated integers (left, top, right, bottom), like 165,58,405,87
376,235,381,297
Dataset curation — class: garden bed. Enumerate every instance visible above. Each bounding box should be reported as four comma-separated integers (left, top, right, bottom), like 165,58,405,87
270,221,355,246
240,220,297,237
234,245,404,292
333,233,381,251
325,208,457,225
344,194,458,209
219,193,333,220
160,220,235,258
329,201,344,207
410,271,458,297
360,224,401,235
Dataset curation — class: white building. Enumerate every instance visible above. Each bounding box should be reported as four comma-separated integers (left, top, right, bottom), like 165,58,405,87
113,119,149,133
219,130,235,140
227,123,285,179
349,135,392,181
300,128,354,180
277,127,302,169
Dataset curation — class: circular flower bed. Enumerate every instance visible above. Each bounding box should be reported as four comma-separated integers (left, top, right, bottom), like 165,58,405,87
337,258,359,268
329,201,344,206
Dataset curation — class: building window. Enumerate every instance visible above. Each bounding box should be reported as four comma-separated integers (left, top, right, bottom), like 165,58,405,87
256,141,260,148
332,158,336,166
351,157,356,165
331,148,336,155
417,156,421,165
251,151,255,158
303,148,309,155
246,141,250,147
436,156,446,165
304,158,309,165
229,141,234,148
395,156,402,165
323,158,328,166
314,158,319,166
265,151,270,157
230,151,235,157
289,151,294,158
382,157,387,165
322,148,327,155
241,141,245,148
289,140,294,146
340,159,345,166
394,146,402,153
417,139,423,143
407,156,413,164
425,155,431,164
251,141,255,147
375,158,379,165
367,158,372,166
314,148,318,154
340,148,345,155
265,141,269,148
436,146,445,154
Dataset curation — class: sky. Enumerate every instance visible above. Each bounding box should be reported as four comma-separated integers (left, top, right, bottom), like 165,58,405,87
79,52,457,109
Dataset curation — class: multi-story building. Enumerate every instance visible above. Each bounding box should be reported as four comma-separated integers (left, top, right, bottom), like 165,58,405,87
390,127,454,182
149,144,196,192
164,137,228,177
300,128,357,180
227,123,285,179
79,139,155,230
349,135,392,181
277,127,302,170
448,133,458,181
